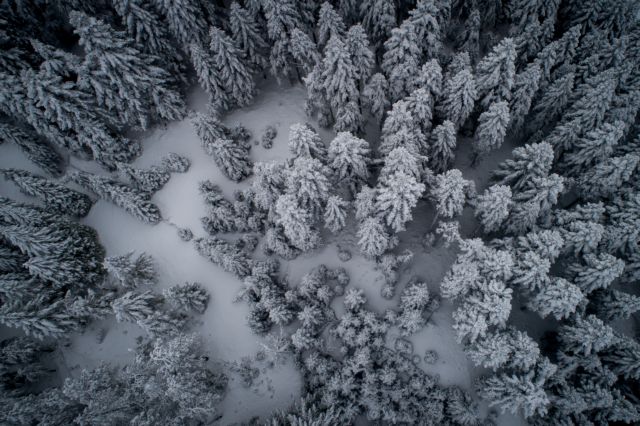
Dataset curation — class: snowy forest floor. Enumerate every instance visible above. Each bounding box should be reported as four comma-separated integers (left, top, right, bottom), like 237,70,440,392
0,79,527,425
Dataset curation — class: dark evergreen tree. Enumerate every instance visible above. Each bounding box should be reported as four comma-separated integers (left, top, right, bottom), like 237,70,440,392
0,122,63,176
209,27,255,107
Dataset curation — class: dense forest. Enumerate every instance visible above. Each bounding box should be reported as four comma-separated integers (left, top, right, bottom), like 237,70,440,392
1,0,640,424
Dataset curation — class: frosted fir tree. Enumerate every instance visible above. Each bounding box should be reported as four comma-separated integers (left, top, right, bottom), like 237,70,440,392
0,123,63,177
163,282,209,314
261,0,302,83
602,336,640,381
475,38,517,108
0,299,79,340
560,219,605,257
567,253,625,294
324,195,349,233
194,236,251,278
116,163,170,195
375,171,425,233
288,123,327,161
189,42,228,111
526,71,575,135
579,154,639,200
150,0,208,47
357,216,391,259
602,192,640,256
475,185,512,233
381,22,422,101
209,27,255,107
509,63,542,133
508,174,565,230
274,194,320,252
138,310,187,338
527,277,583,320
593,289,640,321
104,252,156,288
345,24,374,86
354,185,377,222
362,73,390,124
70,171,161,224
251,161,286,211
20,69,138,170
70,11,185,128
559,314,617,356
317,2,345,48
288,29,320,75
446,387,481,426
415,59,443,100
466,328,540,371
264,226,300,260
437,67,477,129
328,131,371,195
456,9,481,62
360,0,396,49
476,363,553,418
1,169,93,217
430,169,475,221
379,100,425,156
510,250,551,292
192,113,252,182
472,101,510,161
228,1,269,71
405,88,435,135
160,152,191,173
407,0,442,59
111,290,160,323
397,279,431,336
560,120,625,177
30,39,81,79
285,157,331,219
427,121,456,173
492,141,554,191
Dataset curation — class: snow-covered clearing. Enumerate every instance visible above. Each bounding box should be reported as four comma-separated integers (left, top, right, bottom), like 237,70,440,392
0,79,526,425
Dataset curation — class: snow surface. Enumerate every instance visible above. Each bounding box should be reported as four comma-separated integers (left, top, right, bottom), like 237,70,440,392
0,79,527,425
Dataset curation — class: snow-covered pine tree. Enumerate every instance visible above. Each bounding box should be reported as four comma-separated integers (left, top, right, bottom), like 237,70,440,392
228,1,269,72
457,9,481,62
192,113,252,182
437,66,477,129
345,24,374,87
193,236,251,278
473,101,510,161
317,2,345,49
527,277,583,320
116,163,170,195
328,131,371,195
407,0,442,59
160,152,191,173
189,42,228,111
289,28,320,75
324,195,349,233
427,120,456,173
112,290,159,323
285,156,331,219
163,282,209,314
69,171,161,224
360,0,396,50
430,169,474,221
593,289,640,321
0,122,63,177
150,0,209,48
70,11,185,128
1,169,93,217
475,38,517,108
405,87,435,136
104,251,156,288
251,161,286,212
381,21,422,102
362,73,389,124
567,253,625,294
492,141,554,191
357,216,391,259
560,120,625,177
375,171,425,233
526,71,575,136
558,314,617,356
262,0,303,83
509,63,542,134
209,27,255,107
274,194,320,252
0,299,79,340
475,184,512,233
288,123,327,161
379,100,425,156
578,154,639,200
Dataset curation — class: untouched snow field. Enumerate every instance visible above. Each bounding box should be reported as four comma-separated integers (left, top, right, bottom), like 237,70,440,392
0,80,526,425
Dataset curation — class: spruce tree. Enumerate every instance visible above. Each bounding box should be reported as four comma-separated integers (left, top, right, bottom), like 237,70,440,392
104,251,156,288
567,253,625,294
526,71,574,136
360,0,396,49
375,171,425,233
475,38,517,108
209,27,255,107
228,1,269,72
457,9,481,62
363,73,389,124
407,0,442,59
560,120,625,177
381,22,422,101
594,289,640,321
288,123,327,161
116,163,170,195
431,169,474,220
357,216,391,258
317,2,345,49
189,42,228,111
492,141,554,191
324,195,349,233
328,131,371,195
0,122,63,177
428,120,456,173
475,185,512,233
473,101,510,160
438,67,477,129
163,282,209,314
345,24,374,86
70,171,161,224
285,157,331,218
150,0,209,47
509,63,541,133
1,169,93,217
192,113,251,182
289,29,320,75
578,154,639,200
528,277,583,320
559,314,617,356
193,236,251,278
274,194,320,252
